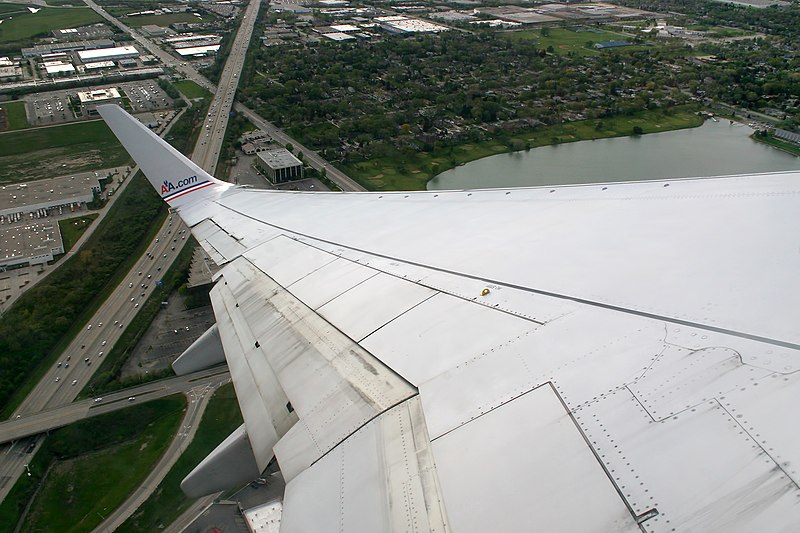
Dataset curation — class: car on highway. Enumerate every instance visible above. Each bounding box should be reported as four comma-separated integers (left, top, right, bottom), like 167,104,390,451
57,362,62,367
55,377,60,382
99,351,104,356
84,357,89,362
102,340,107,346
94,398,102,403
87,324,92,330
71,380,77,386
128,396,136,401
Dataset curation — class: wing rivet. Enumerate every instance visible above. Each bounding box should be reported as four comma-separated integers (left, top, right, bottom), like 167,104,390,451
481,288,490,296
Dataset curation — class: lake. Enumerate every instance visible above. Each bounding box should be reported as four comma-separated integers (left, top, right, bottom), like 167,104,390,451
427,120,800,190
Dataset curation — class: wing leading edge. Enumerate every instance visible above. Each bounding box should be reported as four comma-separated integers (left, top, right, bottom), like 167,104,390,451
101,105,800,531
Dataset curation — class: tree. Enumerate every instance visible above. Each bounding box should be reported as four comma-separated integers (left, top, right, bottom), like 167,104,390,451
632,126,644,135
285,142,294,152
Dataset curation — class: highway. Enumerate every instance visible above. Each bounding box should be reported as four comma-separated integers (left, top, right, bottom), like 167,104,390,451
0,111,195,504
194,0,261,173
0,0,324,521
92,378,225,533
0,367,230,444
83,0,365,191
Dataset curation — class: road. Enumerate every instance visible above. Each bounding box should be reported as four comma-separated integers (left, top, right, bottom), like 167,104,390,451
0,0,318,519
0,367,230,444
193,0,261,173
82,0,365,192
0,110,195,504
91,378,226,533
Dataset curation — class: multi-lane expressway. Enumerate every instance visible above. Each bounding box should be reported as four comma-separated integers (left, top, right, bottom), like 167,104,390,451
82,0,365,191
0,367,230,445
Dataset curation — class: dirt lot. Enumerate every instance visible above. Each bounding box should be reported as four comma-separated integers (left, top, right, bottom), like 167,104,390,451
120,293,216,379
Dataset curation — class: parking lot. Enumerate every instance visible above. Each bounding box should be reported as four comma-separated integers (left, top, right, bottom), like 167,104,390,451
26,92,77,125
120,81,173,113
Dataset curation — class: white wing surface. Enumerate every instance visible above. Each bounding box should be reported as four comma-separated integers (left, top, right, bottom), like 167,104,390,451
100,105,800,532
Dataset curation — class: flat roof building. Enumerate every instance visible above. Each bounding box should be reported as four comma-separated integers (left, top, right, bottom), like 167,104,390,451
77,87,123,115
0,222,64,270
83,60,116,70
176,45,221,57
256,149,304,184
0,174,100,217
77,45,139,63
0,66,23,81
22,39,114,58
43,62,76,77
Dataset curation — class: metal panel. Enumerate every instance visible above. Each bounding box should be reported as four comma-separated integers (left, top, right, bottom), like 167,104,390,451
215,172,800,345
244,235,338,288
431,383,639,532
723,371,800,487
317,272,436,341
287,258,378,310
419,308,659,439
281,397,448,533
212,281,292,472
629,344,773,421
362,292,538,385
216,258,415,482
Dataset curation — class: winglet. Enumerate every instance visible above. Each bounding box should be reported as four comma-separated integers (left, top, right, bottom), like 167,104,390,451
98,104,231,208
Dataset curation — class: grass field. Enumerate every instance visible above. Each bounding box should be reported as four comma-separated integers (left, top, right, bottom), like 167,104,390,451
503,27,632,55
0,120,131,183
125,12,209,27
117,383,243,532
345,107,703,191
21,396,186,532
0,6,101,44
752,134,800,157
0,100,28,130
0,396,186,532
58,213,99,252
173,79,211,100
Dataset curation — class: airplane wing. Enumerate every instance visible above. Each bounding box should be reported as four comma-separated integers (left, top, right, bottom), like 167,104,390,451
99,104,800,531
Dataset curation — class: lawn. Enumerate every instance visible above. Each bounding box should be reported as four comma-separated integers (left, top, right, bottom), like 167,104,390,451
0,120,131,183
0,6,101,44
173,79,211,100
58,213,99,252
503,27,632,55
0,100,28,130
752,134,800,157
0,396,186,532
344,107,703,191
121,12,210,28
117,383,243,532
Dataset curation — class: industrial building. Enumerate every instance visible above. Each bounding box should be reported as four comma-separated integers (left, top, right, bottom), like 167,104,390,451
0,174,99,218
375,16,449,33
176,45,221,57
77,87,124,115
0,173,101,270
256,149,304,184
0,66,23,81
22,39,115,58
0,222,64,270
77,45,140,64
41,61,76,77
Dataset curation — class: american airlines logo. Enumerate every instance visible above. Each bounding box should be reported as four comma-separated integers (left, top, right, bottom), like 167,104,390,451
161,175,198,195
